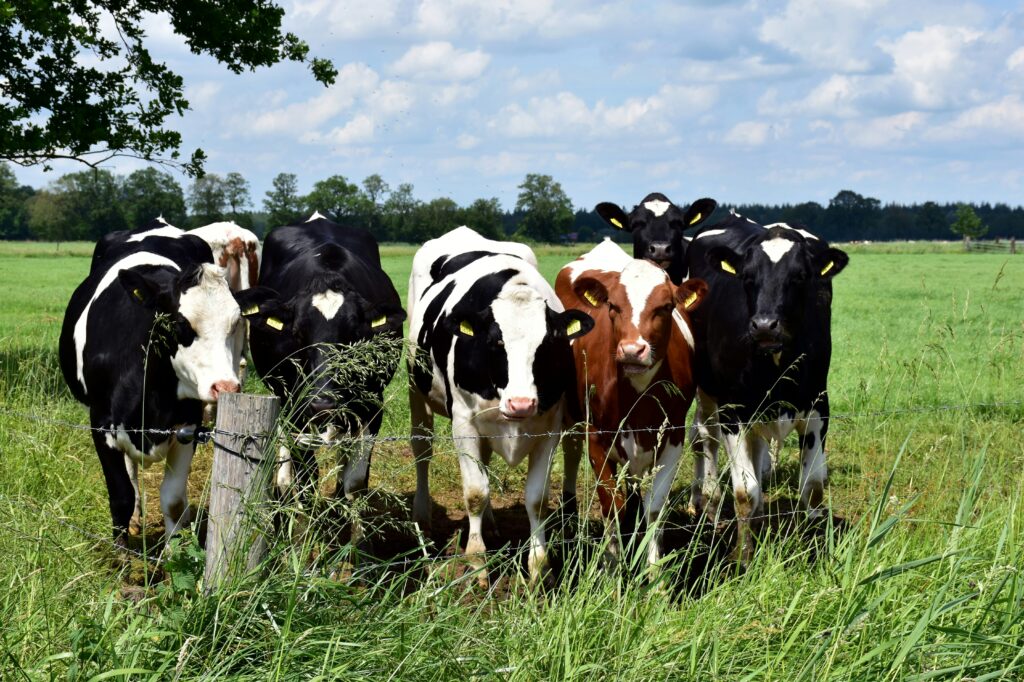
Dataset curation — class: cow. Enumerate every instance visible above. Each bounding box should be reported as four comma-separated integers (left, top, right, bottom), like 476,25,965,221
58,229,248,543
90,217,193,273
408,226,594,586
238,212,406,548
595,193,718,284
187,222,261,293
684,211,849,563
556,239,707,569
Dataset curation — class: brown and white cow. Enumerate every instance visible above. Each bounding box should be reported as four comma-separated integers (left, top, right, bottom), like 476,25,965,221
187,222,261,293
556,239,707,569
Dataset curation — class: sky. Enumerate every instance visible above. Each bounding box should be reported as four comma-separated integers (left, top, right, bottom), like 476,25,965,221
11,0,1024,212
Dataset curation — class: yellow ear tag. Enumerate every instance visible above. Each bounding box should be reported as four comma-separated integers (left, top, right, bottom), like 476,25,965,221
132,288,144,301
721,260,737,275
689,212,702,225
583,290,600,306
566,319,581,336
820,261,834,276
242,305,259,316
371,315,387,327
610,217,624,229
266,317,284,331
459,320,474,336
684,291,698,309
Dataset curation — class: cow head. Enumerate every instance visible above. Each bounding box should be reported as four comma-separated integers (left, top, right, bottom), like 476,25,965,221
237,246,406,419
118,263,245,403
448,280,594,420
573,261,707,375
705,225,848,359
596,193,717,271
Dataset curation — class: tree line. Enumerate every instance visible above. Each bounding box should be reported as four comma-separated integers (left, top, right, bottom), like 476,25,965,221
1,163,1022,244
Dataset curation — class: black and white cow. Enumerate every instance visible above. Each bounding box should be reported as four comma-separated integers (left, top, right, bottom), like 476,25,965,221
683,211,849,562
239,212,405,542
59,229,247,542
595,193,717,284
408,226,594,585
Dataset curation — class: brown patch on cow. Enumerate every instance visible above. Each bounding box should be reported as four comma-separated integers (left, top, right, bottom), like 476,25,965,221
221,237,244,291
245,243,260,288
465,489,487,515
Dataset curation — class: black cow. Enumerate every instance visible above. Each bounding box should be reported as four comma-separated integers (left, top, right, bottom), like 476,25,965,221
59,230,247,542
239,213,406,544
407,226,594,585
683,212,849,561
595,192,717,284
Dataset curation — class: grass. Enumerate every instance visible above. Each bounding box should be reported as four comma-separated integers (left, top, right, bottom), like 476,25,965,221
1,240,1023,680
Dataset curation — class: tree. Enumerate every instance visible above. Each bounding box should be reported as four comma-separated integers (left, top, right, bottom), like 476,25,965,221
223,172,252,224
362,174,390,239
188,173,227,225
915,201,948,239
25,190,71,243
410,198,460,242
826,190,881,241
304,175,371,225
120,167,186,227
0,163,34,239
263,172,303,228
515,174,574,242
462,198,504,240
951,204,987,250
382,183,421,242
52,169,126,240
0,1,336,175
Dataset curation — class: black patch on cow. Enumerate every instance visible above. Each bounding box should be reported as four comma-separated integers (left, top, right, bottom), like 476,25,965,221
414,280,456,397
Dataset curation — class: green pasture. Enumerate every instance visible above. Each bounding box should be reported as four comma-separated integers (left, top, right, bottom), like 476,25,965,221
1,241,1023,680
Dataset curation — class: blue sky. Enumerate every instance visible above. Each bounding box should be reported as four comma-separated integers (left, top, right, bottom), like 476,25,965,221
13,0,1024,213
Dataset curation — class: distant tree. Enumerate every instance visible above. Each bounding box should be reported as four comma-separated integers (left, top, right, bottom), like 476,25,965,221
462,198,504,240
382,183,421,242
188,173,227,226
25,190,71,244
827,190,881,240
410,197,460,242
53,169,126,240
120,167,186,227
781,202,825,235
0,0,336,175
304,175,371,225
223,172,253,225
362,174,390,239
0,163,34,239
263,173,303,228
515,173,573,242
951,204,987,250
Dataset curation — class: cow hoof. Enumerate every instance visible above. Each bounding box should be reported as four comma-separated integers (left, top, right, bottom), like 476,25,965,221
128,517,144,536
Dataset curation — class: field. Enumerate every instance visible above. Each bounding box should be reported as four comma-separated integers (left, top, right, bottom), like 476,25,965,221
2,240,1023,680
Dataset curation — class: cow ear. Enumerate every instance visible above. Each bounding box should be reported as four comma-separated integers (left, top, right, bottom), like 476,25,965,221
705,245,741,276
555,309,595,340
368,306,407,331
684,198,717,229
816,248,849,279
675,278,708,312
572,276,609,308
118,267,176,311
595,202,631,231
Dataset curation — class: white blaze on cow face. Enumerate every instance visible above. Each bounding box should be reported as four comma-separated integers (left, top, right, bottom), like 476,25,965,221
311,290,345,320
620,260,669,330
643,199,671,217
761,237,796,263
74,252,180,394
171,264,244,402
489,282,548,419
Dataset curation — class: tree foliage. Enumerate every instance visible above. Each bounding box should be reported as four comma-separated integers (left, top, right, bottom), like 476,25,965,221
0,163,33,239
121,167,186,227
515,174,573,242
951,204,987,247
223,172,252,224
263,172,303,228
0,1,336,175
304,175,371,225
188,173,228,225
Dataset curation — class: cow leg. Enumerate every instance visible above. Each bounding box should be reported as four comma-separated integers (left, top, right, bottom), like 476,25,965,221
588,429,624,566
160,437,194,538
124,454,144,535
455,426,490,587
524,435,557,586
410,389,435,534
755,437,773,488
689,392,722,520
560,429,583,517
643,440,685,570
339,416,380,551
797,409,827,517
725,428,762,565
93,430,136,542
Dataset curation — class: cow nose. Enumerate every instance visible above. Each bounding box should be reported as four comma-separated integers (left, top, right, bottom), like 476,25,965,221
210,380,240,400
618,340,650,363
750,317,779,335
503,397,538,419
647,242,672,260
311,398,336,414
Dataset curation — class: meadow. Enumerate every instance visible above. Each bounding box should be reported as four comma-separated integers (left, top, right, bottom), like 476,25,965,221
1,240,1023,680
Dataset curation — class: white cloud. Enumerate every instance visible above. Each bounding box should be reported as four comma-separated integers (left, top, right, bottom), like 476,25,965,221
507,67,561,94
1006,46,1024,72
412,0,621,41
723,121,772,147
455,133,480,150
391,42,491,81
927,95,1024,141
842,111,927,147
878,25,983,108
289,0,400,39
185,81,222,110
759,0,890,72
302,114,376,146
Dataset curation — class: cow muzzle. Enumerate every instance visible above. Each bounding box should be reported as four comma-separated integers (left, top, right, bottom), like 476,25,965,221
500,397,538,420
749,317,784,353
645,242,673,269
617,340,652,372
208,380,240,402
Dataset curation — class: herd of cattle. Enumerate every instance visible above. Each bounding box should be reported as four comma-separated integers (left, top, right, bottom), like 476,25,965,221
57,192,848,583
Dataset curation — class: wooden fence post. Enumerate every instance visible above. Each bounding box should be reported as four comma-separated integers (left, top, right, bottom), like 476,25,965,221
204,392,280,592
